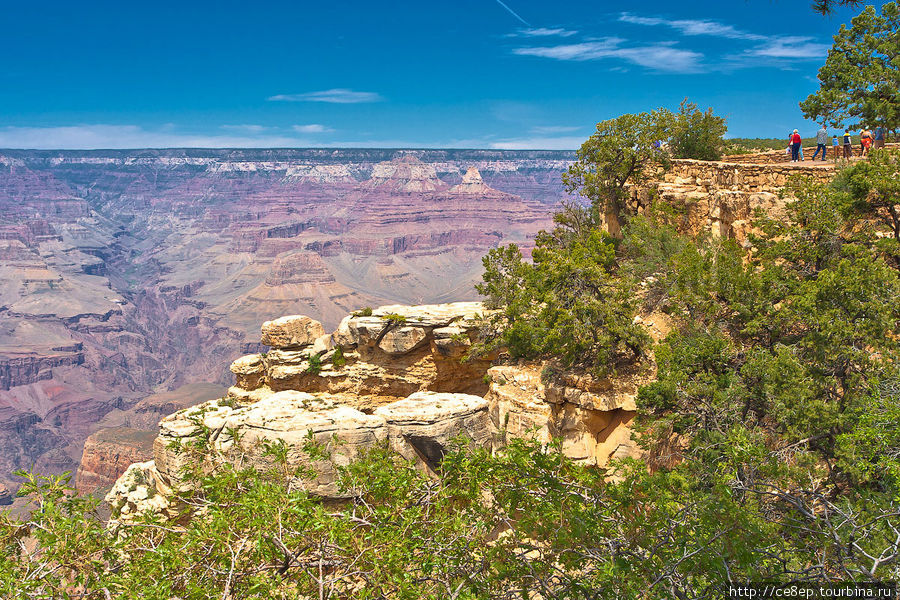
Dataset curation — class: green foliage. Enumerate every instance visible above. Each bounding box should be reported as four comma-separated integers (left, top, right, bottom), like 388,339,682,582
5,436,900,597
476,225,648,376
637,169,900,480
381,312,407,325
800,2,900,133
563,109,673,236
834,149,900,262
331,344,346,368
352,306,374,317
6,120,900,597
218,396,238,409
669,98,728,161
304,353,322,375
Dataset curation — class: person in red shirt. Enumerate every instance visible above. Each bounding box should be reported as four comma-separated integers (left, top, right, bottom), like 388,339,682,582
790,129,802,162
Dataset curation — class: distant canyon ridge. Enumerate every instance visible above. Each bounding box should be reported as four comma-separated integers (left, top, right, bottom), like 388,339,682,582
0,148,572,493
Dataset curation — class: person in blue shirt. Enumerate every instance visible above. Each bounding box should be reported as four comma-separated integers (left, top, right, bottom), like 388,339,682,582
874,126,885,149
832,135,839,162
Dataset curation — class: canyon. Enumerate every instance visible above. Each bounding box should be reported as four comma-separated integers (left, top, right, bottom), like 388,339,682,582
2,147,845,503
0,148,572,497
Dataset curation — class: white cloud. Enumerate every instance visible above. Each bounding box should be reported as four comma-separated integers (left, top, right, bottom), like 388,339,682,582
513,38,703,73
268,89,384,104
530,125,581,134
0,124,313,149
0,124,503,150
517,27,578,37
618,14,665,27
292,124,334,133
220,124,269,133
490,136,583,150
745,37,829,59
619,13,765,41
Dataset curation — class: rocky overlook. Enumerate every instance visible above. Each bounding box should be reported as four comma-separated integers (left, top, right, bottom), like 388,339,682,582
106,302,653,518
0,149,571,497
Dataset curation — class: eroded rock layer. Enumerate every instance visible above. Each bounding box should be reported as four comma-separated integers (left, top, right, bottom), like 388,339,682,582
0,149,571,492
107,303,646,519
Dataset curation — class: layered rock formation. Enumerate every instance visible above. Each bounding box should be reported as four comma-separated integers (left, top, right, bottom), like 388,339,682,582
107,303,644,519
0,149,571,493
4,147,830,500
75,427,158,495
630,157,836,242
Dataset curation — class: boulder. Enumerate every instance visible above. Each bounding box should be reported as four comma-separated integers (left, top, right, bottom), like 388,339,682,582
375,392,491,469
105,461,172,522
229,354,266,390
154,392,388,499
311,334,333,355
0,483,13,506
260,315,325,349
377,325,428,354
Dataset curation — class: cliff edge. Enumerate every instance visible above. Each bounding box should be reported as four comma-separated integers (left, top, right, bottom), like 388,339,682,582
106,302,648,520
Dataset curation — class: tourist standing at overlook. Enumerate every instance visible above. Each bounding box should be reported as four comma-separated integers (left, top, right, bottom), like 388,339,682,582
789,129,802,162
843,129,853,158
832,135,839,162
860,128,872,156
812,125,828,160
873,125,885,149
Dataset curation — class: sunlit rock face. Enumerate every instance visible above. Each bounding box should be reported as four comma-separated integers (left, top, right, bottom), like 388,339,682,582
106,302,645,519
0,148,572,491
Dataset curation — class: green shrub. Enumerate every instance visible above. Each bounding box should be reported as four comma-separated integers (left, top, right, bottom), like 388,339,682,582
332,345,346,368
304,353,322,375
381,313,407,325
669,98,728,161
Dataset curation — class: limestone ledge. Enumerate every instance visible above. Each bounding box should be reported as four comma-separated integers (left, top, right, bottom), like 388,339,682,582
227,301,491,404
107,302,645,519
629,159,836,242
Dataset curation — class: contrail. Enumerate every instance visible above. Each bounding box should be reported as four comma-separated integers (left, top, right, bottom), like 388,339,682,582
494,0,531,26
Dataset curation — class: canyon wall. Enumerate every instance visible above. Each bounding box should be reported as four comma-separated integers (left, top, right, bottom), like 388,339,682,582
0,149,572,496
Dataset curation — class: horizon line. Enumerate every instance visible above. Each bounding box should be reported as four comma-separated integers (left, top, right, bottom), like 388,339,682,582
0,146,581,152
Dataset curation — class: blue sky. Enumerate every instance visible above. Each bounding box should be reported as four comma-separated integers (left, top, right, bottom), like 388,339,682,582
0,0,881,149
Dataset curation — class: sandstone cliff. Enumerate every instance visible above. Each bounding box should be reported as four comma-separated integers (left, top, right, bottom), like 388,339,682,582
75,427,157,495
107,303,648,519
629,158,836,242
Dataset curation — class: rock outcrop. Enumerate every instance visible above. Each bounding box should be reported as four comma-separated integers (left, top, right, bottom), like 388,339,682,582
107,302,645,519
448,167,507,197
487,364,641,465
630,158,836,243
228,302,493,406
260,315,326,348
0,482,12,506
75,427,157,494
